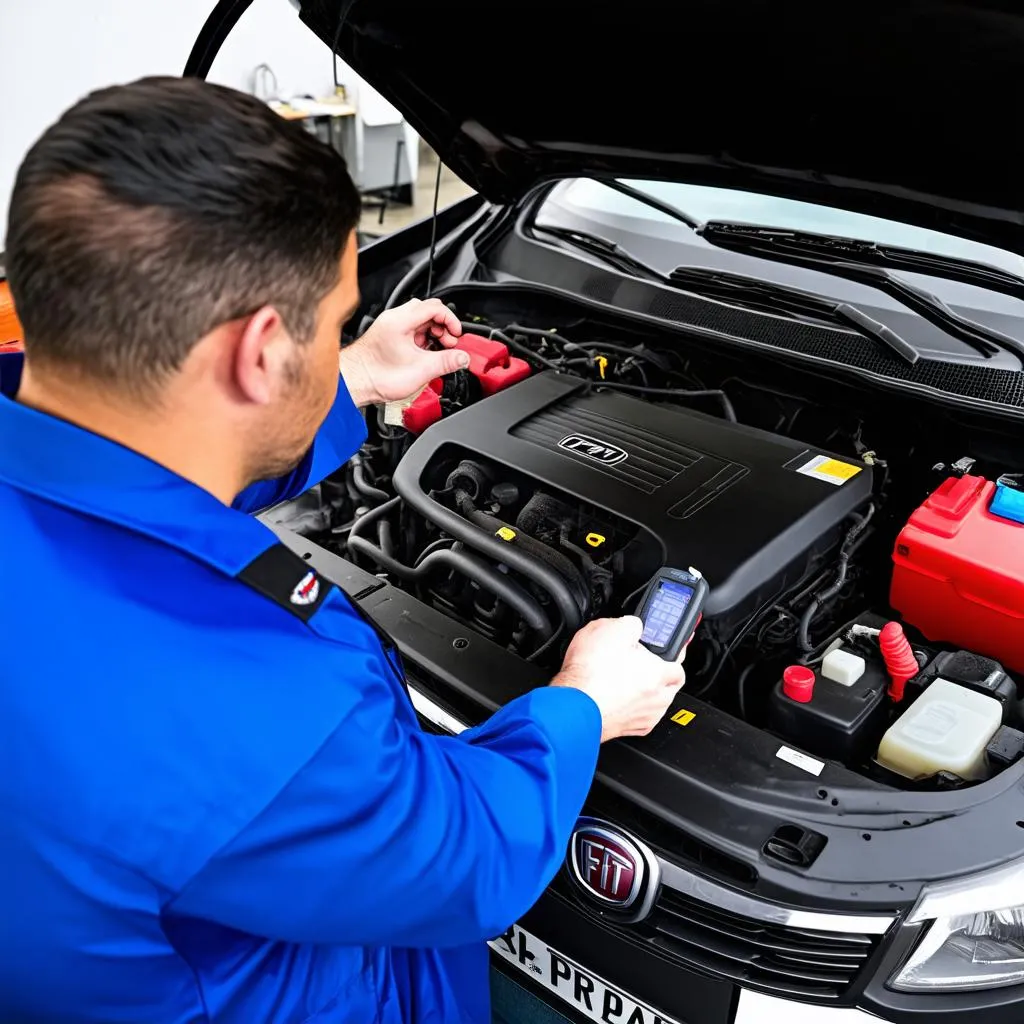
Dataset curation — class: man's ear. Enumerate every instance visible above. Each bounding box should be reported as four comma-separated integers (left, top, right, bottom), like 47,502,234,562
234,306,287,405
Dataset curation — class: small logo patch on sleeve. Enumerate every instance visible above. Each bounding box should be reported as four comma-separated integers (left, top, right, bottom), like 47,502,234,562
238,544,332,622
290,571,321,606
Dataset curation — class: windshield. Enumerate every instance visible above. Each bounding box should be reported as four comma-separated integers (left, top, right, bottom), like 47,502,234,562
538,179,1024,280
533,179,1024,367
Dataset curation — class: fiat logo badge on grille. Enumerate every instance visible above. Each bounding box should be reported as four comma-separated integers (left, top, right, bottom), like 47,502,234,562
569,819,659,918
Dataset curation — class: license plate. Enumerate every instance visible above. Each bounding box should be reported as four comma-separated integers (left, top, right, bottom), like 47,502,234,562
489,922,683,1024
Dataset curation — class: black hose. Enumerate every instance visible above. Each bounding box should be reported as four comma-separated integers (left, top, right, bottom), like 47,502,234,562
460,322,565,373
391,471,584,632
526,624,565,663
415,537,457,565
797,505,876,652
347,536,553,638
457,495,591,617
581,341,673,371
352,456,390,506
691,592,779,696
377,519,395,557
505,323,574,349
590,381,737,422
349,495,400,546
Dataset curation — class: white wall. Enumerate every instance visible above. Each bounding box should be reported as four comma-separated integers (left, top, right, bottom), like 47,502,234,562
0,0,354,243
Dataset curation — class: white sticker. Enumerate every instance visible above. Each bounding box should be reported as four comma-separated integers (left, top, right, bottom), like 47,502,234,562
795,454,863,486
776,745,825,776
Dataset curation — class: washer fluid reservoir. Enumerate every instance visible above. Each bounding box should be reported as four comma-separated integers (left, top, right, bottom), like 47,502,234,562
876,678,1002,781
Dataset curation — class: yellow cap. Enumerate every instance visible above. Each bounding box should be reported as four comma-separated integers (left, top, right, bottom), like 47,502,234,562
496,526,517,542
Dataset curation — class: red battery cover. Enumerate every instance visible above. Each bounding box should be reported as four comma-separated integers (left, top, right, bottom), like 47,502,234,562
401,379,444,434
454,333,532,396
890,474,1024,672
400,333,532,434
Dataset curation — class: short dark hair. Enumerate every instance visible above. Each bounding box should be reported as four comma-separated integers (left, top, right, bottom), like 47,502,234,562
4,76,361,391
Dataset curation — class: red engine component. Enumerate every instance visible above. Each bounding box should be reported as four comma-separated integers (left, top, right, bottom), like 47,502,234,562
401,332,531,434
878,621,918,702
453,332,532,396
782,664,815,703
891,474,1024,673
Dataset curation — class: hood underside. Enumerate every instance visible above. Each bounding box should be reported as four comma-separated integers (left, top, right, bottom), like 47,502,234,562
293,0,1024,256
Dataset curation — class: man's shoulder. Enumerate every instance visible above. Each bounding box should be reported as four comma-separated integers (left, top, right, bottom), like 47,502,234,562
0,483,393,889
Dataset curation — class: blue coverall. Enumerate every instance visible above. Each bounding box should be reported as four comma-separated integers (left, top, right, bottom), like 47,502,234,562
0,353,602,1023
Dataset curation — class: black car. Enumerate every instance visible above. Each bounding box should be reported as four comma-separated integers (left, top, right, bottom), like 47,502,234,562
188,2,1024,1021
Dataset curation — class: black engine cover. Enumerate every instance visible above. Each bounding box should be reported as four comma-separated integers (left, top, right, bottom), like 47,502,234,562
393,371,872,627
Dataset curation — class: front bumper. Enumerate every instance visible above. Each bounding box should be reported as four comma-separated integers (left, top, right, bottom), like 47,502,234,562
495,885,882,1024
735,991,878,1023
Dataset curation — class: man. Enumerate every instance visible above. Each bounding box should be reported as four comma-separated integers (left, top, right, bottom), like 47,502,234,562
0,78,685,1023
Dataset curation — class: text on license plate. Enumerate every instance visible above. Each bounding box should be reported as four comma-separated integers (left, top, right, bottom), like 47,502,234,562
489,922,682,1024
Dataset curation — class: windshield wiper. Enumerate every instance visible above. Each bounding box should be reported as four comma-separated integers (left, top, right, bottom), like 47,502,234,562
668,266,920,364
594,179,703,231
700,223,1024,360
532,224,667,281
701,223,1024,301
532,224,921,364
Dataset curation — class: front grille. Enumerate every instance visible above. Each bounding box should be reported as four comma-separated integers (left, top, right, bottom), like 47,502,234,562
643,888,879,1001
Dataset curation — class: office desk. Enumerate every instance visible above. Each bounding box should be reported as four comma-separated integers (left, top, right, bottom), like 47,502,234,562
270,101,357,163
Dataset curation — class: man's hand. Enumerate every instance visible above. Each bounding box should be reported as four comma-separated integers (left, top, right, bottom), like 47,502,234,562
340,299,467,407
551,616,686,742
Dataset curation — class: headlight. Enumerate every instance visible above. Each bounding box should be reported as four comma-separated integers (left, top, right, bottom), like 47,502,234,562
892,859,1024,991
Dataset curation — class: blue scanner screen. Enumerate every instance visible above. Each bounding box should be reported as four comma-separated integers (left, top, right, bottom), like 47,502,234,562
641,580,694,648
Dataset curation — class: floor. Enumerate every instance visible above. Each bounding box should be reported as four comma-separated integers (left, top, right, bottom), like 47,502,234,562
358,146,475,238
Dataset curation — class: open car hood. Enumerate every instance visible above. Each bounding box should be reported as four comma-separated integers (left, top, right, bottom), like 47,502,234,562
193,0,1024,256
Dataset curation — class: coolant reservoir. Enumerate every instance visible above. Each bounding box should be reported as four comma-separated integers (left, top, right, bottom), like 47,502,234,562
877,678,1002,781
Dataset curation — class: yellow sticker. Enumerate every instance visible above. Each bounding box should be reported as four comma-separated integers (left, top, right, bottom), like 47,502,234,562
795,454,863,486
495,526,517,542
585,532,606,548
671,708,696,727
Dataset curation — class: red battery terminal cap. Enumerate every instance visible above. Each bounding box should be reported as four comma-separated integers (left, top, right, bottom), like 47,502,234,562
880,621,918,703
783,665,816,703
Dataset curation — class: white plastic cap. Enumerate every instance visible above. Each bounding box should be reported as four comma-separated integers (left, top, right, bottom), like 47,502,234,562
821,649,866,687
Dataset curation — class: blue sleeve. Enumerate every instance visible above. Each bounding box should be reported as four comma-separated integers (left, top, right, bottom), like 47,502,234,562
167,683,602,947
232,376,368,515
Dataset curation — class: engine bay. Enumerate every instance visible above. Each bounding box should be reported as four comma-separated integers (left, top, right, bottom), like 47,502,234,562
270,299,1024,796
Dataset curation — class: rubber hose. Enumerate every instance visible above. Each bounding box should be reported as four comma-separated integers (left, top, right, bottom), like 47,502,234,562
459,322,564,373
593,381,737,423
796,506,875,652
445,460,492,502
391,475,584,632
352,460,390,506
377,519,395,558
349,495,400,546
457,495,591,615
347,536,553,637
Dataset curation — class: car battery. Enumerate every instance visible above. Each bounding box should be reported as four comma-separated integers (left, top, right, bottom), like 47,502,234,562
891,474,1024,673
769,656,890,765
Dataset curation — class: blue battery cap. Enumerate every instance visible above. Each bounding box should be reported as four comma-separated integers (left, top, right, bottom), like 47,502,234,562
989,483,1024,525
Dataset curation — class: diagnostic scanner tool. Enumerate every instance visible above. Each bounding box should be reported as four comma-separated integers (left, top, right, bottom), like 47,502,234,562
635,567,708,661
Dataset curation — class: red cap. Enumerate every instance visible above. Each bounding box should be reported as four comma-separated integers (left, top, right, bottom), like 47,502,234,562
783,665,816,703
879,621,919,702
